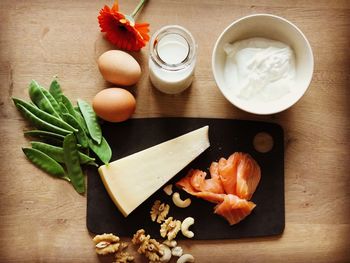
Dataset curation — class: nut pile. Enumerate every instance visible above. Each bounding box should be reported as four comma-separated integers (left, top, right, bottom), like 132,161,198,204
151,200,195,241
148,199,195,262
92,192,196,262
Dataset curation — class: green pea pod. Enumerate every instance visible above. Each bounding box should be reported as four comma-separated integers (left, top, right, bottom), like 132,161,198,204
24,130,65,141
31,141,97,166
24,130,65,146
77,99,102,144
49,79,63,103
29,102,38,108
22,147,69,181
13,98,78,133
62,113,88,148
28,80,60,118
59,102,69,115
15,104,72,136
63,134,85,194
73,109,88,134
61,95,78,119
88,136,112,164
40,88,61,117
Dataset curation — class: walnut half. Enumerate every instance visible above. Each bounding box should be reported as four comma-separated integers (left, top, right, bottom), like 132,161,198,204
150,200,170,223
93,233,120,255
132,229,164,263
160,217,181,241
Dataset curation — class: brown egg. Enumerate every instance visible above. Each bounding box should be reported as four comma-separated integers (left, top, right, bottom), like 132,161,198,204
92,88,136,122
98,50,141,86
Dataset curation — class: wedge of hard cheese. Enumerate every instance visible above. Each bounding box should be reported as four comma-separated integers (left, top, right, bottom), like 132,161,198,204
98,126,210,217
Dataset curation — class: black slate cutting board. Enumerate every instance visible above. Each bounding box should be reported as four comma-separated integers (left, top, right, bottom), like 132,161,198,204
87,118,284,239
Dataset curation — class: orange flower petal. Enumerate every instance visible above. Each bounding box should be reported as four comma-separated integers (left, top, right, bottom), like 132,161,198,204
98,2,150,51
111,0,119,12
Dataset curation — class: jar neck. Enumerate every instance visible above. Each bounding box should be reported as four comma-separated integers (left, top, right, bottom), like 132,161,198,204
150,25,196,71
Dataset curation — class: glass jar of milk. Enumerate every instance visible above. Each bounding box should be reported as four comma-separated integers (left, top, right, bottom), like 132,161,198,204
149,25,197,94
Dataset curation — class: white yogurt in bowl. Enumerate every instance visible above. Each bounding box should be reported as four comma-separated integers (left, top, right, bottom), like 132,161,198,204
212,14,314,115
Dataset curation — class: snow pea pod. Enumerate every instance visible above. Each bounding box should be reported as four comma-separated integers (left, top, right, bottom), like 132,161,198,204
15,104,72,135
61,95,77,119
62,113,88,148
31,141,97,166
13,98,77,133
22,147,69,181
59,102,69,115
77,99,102,144
25,130,64,146
29,102,38,108
41,88,61,117
88,136,112,164
49,79,63,103
63,134,85,194
74,109,89,134
29,80,60,118
24,130,65,141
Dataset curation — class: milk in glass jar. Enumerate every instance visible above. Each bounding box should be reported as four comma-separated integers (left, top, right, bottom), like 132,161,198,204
149,25,197,94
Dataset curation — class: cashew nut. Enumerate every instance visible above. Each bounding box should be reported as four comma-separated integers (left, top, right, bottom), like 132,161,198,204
181,217,195,238
172,192,191,208
177,254,194,263
159,244,172,263
171,246,183,257
163,184,173,196
163,239,177,248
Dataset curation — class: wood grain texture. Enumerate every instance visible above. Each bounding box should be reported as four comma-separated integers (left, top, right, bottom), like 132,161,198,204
0,0,349,262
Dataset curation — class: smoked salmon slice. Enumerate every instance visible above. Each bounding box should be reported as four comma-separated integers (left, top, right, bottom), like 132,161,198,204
218,152,261,199
176,169,225,203
214,194,256,225
218,154,240,195
189,164,225,194
176,169,198,193
236,153,261,200
176,152,261,225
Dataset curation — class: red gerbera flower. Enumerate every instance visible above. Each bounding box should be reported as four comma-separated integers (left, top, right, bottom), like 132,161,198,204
98,1,150,51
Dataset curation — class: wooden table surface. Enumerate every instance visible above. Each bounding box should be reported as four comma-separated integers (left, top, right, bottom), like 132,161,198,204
1,0,349,262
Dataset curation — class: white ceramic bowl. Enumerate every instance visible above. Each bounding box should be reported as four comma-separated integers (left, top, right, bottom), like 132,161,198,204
212,14,314,115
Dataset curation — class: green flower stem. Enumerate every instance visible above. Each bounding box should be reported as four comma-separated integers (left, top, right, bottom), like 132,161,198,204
131,0,148,19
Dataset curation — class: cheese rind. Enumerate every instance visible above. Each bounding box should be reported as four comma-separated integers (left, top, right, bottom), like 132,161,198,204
98,126,210,217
